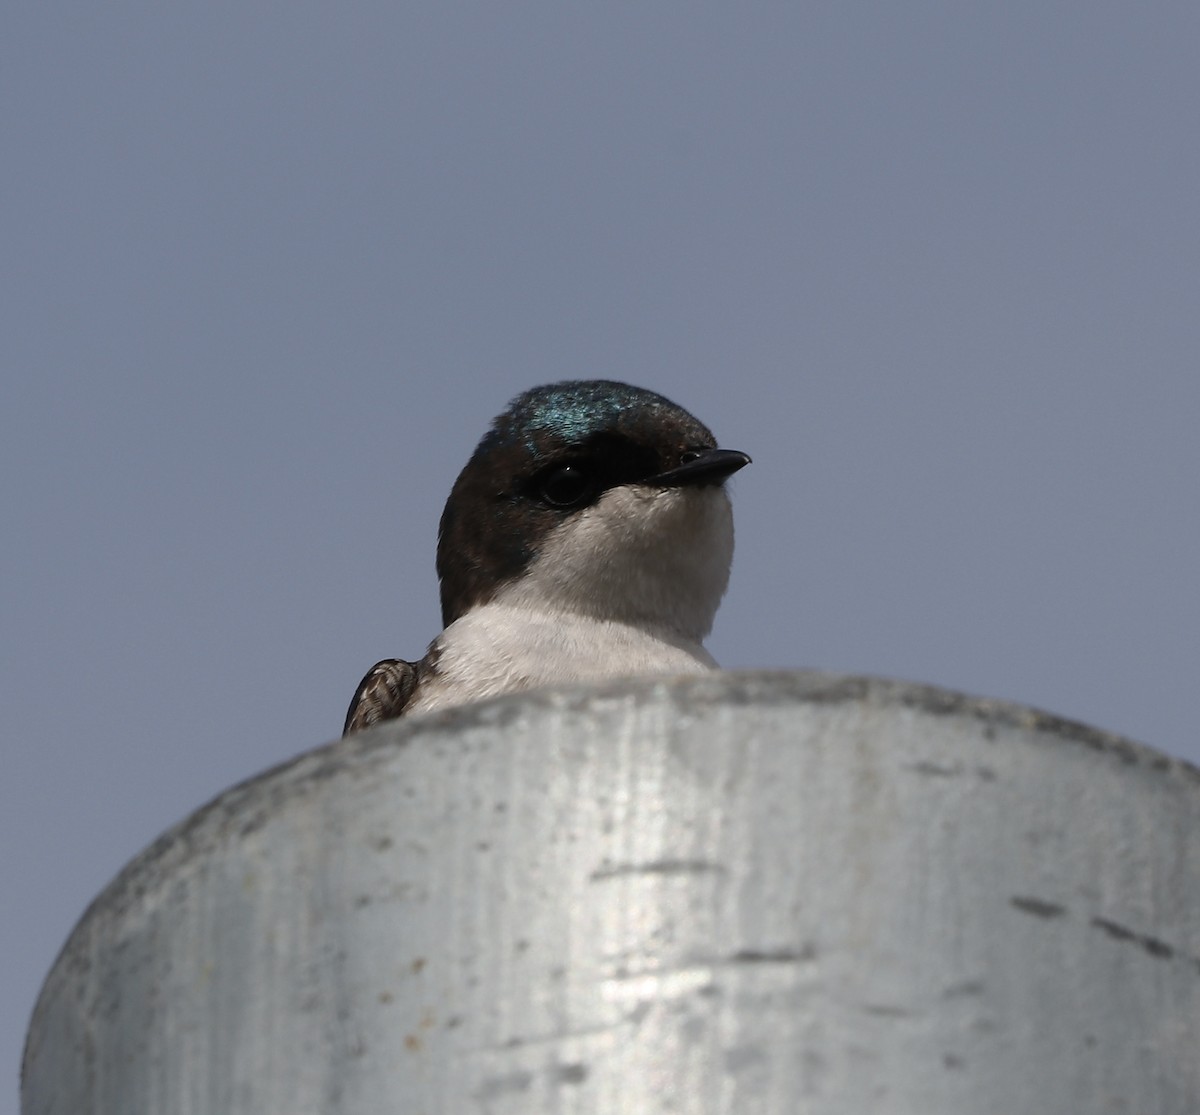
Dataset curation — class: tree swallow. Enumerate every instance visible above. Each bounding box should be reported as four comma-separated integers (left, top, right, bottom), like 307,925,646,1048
343,380,750,735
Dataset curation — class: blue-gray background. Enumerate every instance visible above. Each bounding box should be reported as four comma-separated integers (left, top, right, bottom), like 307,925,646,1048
4,4,1197,1106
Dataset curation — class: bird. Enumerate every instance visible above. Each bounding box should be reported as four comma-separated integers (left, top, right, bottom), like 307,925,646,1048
343,379,750,735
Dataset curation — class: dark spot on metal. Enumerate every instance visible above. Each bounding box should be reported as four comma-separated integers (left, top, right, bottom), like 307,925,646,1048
410,957,426,974
404,1034,421,1052
590,859,725,881
975,766,997,781
552,1062,589,1086
1090,917,1136,942
476,1071,534,1099
907,761,961,778
1010,896,1067,919
730,944,817,964
238,814,269,839
724,1045,766,1073
1142,937,1174,959
943,1053,964,1070
683,1016,707,1042
626,1001,652,1025
862,1003,913,1017
1091,917,1175,960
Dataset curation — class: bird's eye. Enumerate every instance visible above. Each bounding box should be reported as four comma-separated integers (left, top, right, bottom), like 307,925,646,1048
538,464,593,509
679,449,704,466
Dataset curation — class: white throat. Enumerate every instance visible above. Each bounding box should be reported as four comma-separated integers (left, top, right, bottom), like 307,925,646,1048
407,483,736,715
496,483,735,640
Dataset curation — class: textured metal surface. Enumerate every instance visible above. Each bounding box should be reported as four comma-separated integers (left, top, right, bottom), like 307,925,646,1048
22,672,1200,1113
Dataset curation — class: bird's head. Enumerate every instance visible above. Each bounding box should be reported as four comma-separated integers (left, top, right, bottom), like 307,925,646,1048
436,380,750,640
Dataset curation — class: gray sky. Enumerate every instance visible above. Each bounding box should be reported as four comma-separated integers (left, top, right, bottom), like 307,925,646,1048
4,3,1197,1107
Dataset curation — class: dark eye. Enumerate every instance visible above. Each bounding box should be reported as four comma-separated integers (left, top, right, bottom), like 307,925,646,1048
679,449,704,465
538,464,594,509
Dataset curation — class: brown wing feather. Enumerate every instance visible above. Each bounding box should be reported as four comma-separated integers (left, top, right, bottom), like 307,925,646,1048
343,659,419,736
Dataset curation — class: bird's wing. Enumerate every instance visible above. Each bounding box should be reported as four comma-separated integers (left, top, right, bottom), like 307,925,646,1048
343,658,420,736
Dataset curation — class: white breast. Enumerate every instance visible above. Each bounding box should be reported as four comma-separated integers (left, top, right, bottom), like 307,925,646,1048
407,605,717,714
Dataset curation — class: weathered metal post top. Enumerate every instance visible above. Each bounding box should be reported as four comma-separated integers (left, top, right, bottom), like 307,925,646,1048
22,672,1200,1113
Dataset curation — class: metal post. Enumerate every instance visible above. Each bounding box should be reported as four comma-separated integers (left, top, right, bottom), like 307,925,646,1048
22,672,1200,1113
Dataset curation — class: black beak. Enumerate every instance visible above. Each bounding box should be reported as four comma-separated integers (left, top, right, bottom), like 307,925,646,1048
647,448,752,488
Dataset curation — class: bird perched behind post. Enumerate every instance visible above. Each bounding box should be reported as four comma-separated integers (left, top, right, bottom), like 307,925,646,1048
343,380,750,734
